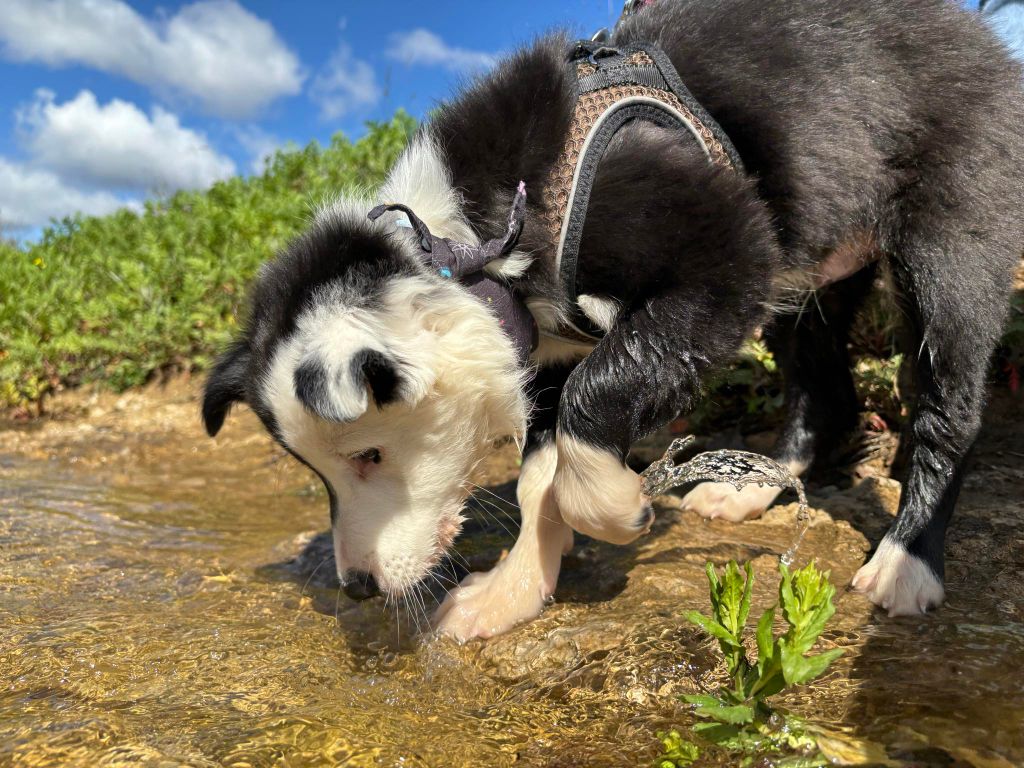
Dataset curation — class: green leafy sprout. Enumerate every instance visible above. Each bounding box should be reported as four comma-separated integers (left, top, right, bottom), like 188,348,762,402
659,560,844,767
657,730,701,768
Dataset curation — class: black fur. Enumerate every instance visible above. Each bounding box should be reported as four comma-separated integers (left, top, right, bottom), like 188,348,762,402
292,350,402,424
205,0,1024,607
521,363,575,459
424,0,1024,592
201,211,418,439
557,123,783,457
351,349,401,408
202,339,250,437
764,266,879,470
292,358,342,423
250,219,414,343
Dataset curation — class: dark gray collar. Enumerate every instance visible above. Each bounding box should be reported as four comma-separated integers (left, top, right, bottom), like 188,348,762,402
368,182,537,366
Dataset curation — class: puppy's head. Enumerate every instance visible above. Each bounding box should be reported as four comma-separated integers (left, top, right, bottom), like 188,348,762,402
203,198,528,598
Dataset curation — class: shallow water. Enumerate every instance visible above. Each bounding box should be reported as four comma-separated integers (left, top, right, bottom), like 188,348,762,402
2,384,1023,767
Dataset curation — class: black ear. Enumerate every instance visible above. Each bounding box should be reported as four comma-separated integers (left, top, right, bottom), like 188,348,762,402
202,340,251,437
292,348,403,424
352,349,401,407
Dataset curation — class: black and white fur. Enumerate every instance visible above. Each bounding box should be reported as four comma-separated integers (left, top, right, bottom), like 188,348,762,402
204,0,1024,639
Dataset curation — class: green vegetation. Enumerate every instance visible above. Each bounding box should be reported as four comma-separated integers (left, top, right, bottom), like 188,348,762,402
688,338,783,432
657,731,701,768
688,292,909,435
0,112,416,409
1,105,1019,417
658,560,843,767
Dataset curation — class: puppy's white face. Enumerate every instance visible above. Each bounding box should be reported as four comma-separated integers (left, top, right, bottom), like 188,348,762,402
263,275,526,597
202,137,530,602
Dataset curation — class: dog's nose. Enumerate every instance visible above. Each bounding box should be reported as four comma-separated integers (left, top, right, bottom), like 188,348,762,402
341,570,381,601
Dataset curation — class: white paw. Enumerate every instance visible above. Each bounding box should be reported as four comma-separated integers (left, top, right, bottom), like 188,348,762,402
681,481,782,522
432,553,552,642
553,434,652,545
852,537,945,617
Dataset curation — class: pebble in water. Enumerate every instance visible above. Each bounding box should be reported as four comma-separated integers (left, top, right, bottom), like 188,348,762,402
640,437,810,566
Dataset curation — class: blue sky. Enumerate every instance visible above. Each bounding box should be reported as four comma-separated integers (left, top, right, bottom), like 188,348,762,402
0,0,1010,235
0,0,618,235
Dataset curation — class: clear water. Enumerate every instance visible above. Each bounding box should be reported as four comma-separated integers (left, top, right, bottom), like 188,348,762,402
2,386,1022,767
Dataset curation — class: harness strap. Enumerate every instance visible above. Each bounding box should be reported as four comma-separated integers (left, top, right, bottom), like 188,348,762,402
368,183,538,365
542,41,743,342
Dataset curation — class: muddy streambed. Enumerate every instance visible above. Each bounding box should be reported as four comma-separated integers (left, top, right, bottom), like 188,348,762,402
1,381,1023,767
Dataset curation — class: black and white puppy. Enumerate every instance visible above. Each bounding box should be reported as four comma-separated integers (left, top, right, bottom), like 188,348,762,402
203,0,1024,640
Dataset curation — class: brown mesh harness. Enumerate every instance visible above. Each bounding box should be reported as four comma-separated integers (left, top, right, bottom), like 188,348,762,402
542,40,744,344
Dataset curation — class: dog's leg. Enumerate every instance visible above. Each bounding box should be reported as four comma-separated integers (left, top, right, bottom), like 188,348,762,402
434,367,574,641
553,291,764,544
683,269,876,521
852,205,1019,615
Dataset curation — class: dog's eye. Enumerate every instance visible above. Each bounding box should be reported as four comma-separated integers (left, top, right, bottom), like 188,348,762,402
348,448,382,465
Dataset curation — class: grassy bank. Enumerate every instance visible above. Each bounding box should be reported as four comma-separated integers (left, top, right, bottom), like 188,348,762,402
0,112,415,410
1,108,1019,424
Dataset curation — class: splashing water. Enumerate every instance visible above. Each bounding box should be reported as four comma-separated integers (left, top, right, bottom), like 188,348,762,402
640,436,811,565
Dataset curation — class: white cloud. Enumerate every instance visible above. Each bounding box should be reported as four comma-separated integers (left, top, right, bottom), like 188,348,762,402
310,43,381,121
235,126,286,175
0,158,130,230
18,90,236,192
386,29,496,73
0,0,304,119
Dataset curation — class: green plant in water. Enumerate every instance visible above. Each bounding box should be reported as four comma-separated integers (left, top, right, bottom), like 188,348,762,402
657,730,700,767
660,560,843,767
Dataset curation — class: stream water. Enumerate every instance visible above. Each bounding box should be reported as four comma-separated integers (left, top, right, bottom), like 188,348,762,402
1,383,1022,767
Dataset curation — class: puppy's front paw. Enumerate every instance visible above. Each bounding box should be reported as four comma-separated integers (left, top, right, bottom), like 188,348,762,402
432,554,551,642
553,434,652,545
852,537,945,617
681,481,782,522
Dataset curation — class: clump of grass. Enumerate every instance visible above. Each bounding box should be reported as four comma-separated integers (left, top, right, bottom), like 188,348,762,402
853,352,904,425
0,112,415,411
659,560,843,767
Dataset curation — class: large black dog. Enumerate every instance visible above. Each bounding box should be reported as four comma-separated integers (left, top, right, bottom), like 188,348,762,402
203,0,1024,640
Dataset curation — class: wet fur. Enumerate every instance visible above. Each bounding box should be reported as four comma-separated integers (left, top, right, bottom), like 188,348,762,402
205,0,1024,631
425,0,1024,617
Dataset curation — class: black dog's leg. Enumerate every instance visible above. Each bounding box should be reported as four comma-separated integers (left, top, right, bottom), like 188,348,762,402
852,219,1019,615
433,365,575,640
681,268,876,521
553,292,762,544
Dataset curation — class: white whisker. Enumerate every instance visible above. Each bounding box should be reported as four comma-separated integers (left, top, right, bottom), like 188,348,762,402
295,556,330,623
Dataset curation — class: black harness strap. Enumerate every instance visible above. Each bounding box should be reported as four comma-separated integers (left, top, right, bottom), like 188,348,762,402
545,40,743,343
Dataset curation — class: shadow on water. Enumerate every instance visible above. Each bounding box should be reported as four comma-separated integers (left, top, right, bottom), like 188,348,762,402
259,474,683,649
2,379,1023,767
